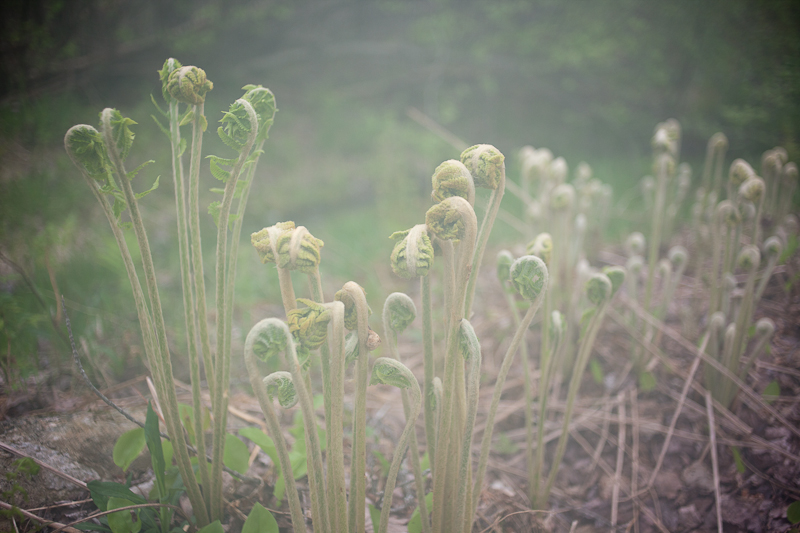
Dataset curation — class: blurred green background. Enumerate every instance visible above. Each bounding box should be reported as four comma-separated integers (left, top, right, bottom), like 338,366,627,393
1,0,798,387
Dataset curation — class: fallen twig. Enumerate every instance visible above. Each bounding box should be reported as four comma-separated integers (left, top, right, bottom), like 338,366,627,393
705,391,723,533
0,501,82,533
611,392,626,527
0,441,87,489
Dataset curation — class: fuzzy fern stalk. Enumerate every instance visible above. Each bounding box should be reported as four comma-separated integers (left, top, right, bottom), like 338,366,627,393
207,98,259,520
382,293,430,533
755,236,783,302
64,125,158,390
389,224,436,474
155,58,215,509
425,196,477,533
243,321,306,532
472,255,548,522
453,319,482,532
170,62,218,410
496,250,534,500
709,201,741,316
369,358,422,533
718,246,760,408
777,163,798,223
100,106,210,524
535,268,624,509
643,150,674,315
337,281,377,533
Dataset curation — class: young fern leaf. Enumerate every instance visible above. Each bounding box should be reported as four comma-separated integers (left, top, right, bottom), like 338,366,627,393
104,109,136,163
126,160,155,181
134,176,160,200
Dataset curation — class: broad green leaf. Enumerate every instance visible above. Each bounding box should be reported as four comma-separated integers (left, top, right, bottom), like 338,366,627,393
763,380,780,404
273,471,286,502
368,503,381,533
223,434,250,475
113,428,145,472
407,492,434,533
144,404,166,500
289,449,307,480
107,497,141,533
197,521,224,533
639,371,657,392
788,501,800,524
161,440,173,468
419,451,430,474
239,427,280,477
87,481,146,512
242,502,278,533
730,446,746,474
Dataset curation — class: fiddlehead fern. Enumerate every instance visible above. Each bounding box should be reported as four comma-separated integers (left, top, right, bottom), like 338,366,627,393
431,159,475,204
166,66,213,105
390,224,434,279
262,371,298,409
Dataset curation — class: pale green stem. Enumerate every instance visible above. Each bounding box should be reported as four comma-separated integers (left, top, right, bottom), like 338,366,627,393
187,104,215,400
100,109,209,526
752,194,764,247
309,271,341,532
275,263,297,316
471,299,541,519
209,100,258,521
284,324,330,532
345,282,371,533
464,169,505,317
224,136,266,353
722,224,740,279
454,334,481,532
243,328,305,532
430,261,467,532
532,316,564,507
421,274,436,477
738,325,772,383
382,323,430,533
709,219,724,316
755,254,779,303
168,98,211,504
431,213,476,533
376,373,422,533
722,265,758,407
538,302,609,508
325,301,348,533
